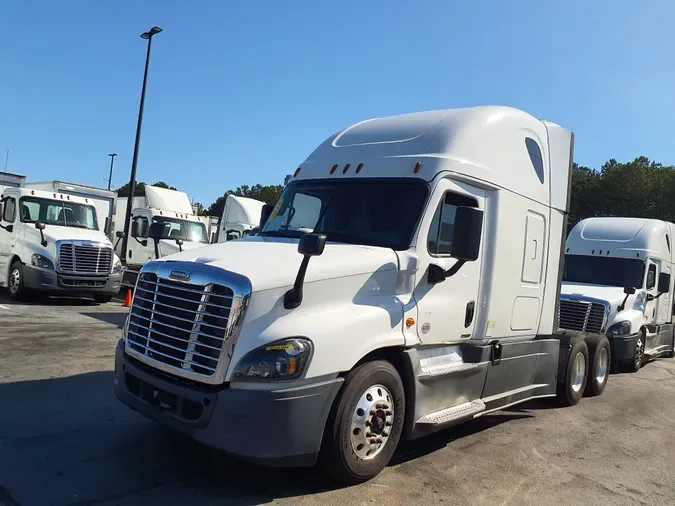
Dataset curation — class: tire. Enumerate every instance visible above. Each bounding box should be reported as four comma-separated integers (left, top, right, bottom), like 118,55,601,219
624,329,645,373
557,335,589,406
7,260,28,301
93,294,114,304
584,334,610,397
318,360,405,485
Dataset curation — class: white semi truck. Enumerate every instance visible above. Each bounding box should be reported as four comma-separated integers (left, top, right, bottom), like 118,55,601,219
0,187,122,301
114,186,210,288
215,195,265,243
114,106,609,484
559,217,675,372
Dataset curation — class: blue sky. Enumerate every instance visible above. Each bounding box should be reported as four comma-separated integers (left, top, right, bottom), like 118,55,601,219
1,0,674,208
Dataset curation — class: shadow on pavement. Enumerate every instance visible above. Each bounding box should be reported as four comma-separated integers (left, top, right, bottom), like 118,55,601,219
0,371,538,506
81,312,128,329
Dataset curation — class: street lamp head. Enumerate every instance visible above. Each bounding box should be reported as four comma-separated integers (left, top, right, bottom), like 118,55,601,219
108,153,118,157
141,26,163,39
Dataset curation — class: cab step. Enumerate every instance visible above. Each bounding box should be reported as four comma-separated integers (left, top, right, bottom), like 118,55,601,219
416,400,486,426
417,361,483,381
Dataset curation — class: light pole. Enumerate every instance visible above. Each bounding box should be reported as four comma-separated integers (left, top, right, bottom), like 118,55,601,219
120,26,162,261
107,153,117,190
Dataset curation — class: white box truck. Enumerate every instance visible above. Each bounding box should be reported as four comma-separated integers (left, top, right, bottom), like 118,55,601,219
559,217,675,372
114,186,210,288
114,106,609,484
0,187,122,301
25,180,117,240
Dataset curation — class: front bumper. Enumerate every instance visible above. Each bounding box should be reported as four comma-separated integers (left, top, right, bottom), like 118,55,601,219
608,332,639,362
113,340,343,467
22,265,122,295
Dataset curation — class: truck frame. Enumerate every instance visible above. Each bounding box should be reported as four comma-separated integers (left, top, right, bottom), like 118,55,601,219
114,106,609,484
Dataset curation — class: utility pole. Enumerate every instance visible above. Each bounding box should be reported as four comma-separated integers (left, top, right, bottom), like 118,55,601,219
107,153,118,190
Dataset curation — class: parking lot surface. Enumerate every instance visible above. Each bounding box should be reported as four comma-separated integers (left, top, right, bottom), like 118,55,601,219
1,295,675,506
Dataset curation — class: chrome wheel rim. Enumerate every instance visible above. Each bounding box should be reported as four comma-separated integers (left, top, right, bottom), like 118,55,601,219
8,268,20,294
350,384,394,460
596,347,609,384
571,352,586,393
635,335,644,368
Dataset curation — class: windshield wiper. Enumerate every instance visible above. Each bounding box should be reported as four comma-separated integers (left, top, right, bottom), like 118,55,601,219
259,230,301,238
319,231,373,246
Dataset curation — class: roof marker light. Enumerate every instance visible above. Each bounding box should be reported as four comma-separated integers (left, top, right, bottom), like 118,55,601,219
343,163,351,174
330,164,338,174
599,250,603,255
67,195,70,200
31,190,34,195
356,163,364,174
85,198,88,203
592,250,595,254
53,193,56,198
637,252,640,258
607,250,610,255
294,167,301,177
406,317,415,328
413,162,422,174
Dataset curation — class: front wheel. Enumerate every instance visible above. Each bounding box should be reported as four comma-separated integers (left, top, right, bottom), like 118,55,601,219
624,330,645,373
318,360,405,485
7,261,28,301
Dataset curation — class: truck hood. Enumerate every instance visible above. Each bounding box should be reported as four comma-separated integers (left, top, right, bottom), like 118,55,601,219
41,226,112,246
154,236,399,292
158,239,208,257
561,282,647,314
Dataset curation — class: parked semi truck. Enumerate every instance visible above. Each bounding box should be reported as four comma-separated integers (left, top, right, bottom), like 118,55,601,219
559,217,675,372
114,186,210,288
114,106,609,484
0,187,122,301
215,195,265,243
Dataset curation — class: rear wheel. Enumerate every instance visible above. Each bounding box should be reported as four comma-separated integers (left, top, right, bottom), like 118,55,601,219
318,360,405,485
584,334,610,397
557,336,589,406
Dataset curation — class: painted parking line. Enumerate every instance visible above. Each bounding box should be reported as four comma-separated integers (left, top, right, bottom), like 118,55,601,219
0,304,10,310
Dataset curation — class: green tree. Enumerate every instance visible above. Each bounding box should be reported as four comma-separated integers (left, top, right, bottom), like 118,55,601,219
206,183,285,217
116,181,178,197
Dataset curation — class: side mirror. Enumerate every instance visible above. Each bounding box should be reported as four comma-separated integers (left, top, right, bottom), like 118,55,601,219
148,222,169,241
428,207,484,284
298,232,326,257
104,217,112,235
284,233,327,309
35,222,47,247
449,207,483,262
175,238,183,252
284,174,292,185
116,231,125,239
624,286,636,295
658,272,670,294
131,220,140,238
259,204,275,229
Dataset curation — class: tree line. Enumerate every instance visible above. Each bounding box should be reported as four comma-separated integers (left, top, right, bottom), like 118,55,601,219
117,156,671,223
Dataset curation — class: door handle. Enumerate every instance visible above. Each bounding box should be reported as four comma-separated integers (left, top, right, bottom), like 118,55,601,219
464,301,475,328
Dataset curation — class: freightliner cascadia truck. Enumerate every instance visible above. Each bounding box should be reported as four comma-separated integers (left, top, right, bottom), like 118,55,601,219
114,106,609,484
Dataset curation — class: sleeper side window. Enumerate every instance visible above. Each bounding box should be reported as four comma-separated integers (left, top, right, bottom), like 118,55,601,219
525,137,545,184
427,191,479,256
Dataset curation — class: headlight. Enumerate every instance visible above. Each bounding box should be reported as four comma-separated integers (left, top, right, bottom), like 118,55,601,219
31,253,54,270
608,321,632,336
232,338,313,382
112,258,122,274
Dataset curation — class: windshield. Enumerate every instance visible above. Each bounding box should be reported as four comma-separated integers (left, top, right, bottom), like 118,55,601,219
260,178,429,250
152,216,208,243
563,254,646,288
20,196,99,230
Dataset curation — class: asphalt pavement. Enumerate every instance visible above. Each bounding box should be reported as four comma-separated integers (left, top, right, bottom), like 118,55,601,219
1,295,674,506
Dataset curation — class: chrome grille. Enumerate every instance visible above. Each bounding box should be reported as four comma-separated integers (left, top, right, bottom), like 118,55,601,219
558,299,607,333
126,272,235,377
59,243,113,274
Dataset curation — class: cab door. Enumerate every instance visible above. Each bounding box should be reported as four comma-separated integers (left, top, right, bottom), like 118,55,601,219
412,179,486,344
127,211,151,266
0,196,17,283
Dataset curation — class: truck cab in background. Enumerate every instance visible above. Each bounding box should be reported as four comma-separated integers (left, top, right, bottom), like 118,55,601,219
114,106,609,484
0,187,122,301
114,186,209,288
215,195,265,243
559,217,675,371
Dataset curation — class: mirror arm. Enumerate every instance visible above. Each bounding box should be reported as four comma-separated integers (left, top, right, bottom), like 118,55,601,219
39,229,47,247
284,256,310,309
618,293,631,311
